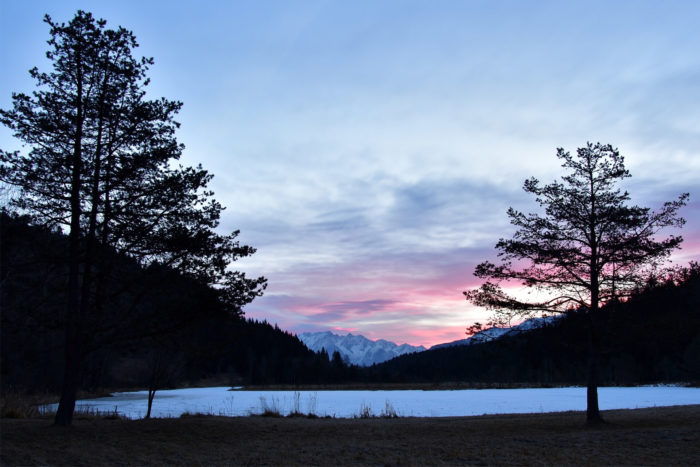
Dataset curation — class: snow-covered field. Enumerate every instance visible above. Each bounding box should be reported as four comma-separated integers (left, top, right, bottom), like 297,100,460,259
50,386,700,420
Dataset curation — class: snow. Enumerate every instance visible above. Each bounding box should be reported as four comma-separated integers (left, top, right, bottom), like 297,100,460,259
48,386,700,419
431,316,562,349
298,331,426,366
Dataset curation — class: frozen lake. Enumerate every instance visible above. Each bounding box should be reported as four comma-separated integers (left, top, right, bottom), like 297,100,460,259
54,386,700,419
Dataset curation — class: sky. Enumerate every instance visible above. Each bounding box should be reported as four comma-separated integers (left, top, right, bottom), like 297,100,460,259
1,1,699,347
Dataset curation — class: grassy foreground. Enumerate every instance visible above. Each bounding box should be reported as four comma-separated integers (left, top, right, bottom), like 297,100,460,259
2,405,699,466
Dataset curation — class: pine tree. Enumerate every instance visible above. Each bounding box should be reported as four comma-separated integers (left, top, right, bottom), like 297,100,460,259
464,142,687,423
0,11,266,426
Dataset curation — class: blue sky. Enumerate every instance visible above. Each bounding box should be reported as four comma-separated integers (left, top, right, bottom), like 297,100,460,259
2,1,698,346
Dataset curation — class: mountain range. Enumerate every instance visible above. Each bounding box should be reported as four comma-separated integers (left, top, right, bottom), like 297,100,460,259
299,316,560,366
297,331,426,366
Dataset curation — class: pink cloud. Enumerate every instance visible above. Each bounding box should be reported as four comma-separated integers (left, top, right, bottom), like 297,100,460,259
244,214,700,349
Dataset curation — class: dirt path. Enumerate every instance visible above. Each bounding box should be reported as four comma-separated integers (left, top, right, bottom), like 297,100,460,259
2,405,699,465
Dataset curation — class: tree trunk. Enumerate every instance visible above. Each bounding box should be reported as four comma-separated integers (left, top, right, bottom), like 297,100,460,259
586,224,604,425
586,353,602,424
54,340,83,426
585,313,604,425
146,389,156,419
55,45,84,427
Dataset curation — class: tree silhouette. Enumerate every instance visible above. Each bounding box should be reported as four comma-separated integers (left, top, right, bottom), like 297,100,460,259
464,142,688,423
0,11,266,426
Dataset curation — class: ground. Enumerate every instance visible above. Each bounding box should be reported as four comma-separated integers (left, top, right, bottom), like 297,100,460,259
2,405,699,465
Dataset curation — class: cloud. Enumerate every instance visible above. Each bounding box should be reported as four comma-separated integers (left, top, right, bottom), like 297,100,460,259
306,299,403,323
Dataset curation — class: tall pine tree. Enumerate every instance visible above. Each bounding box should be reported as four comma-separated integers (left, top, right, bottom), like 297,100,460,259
464,142,687,423
0,11,266,426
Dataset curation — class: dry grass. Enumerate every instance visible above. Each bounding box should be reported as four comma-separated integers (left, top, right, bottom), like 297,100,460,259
2,405,699,466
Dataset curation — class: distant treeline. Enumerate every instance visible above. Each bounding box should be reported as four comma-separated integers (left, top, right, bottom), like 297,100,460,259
2,212,698,394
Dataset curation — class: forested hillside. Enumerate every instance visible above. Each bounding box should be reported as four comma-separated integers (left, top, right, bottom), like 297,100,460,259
0,213,355,393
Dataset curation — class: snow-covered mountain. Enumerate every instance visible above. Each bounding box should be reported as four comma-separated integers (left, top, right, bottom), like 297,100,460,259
300,316,561,365
298,331,426,366
430,316,561,350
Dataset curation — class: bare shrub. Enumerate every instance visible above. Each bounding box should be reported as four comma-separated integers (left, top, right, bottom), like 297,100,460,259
381,400,399,418
258,396,282,417
355,402,373,419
